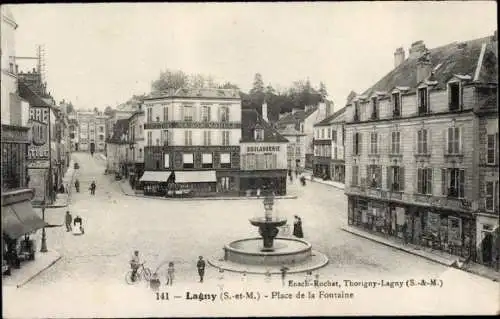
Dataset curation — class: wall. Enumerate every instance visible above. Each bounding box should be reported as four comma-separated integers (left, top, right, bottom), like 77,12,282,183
240,142,288,170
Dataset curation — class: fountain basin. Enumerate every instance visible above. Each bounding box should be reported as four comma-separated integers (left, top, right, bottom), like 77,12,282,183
249,217,287,227
224,237,312,266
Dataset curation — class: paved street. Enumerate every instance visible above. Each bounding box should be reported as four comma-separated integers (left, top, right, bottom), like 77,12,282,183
3,152,499,317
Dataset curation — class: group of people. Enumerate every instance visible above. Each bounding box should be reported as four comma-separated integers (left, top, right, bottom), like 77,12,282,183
64,211,84,235
73,179,96,195
129,251,206,284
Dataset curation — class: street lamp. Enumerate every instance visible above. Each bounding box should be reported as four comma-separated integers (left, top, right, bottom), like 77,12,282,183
40,200,48,253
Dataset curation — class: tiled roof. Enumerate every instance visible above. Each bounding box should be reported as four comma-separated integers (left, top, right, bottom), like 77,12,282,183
356,35,497,104
314,107,346,127
241,109,289,143
107,118,129,144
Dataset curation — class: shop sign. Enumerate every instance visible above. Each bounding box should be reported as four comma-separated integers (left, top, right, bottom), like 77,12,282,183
28,107,50,166
246,145,280,153
0,127,29,143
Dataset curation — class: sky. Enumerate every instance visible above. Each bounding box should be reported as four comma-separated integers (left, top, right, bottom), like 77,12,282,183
6,2,497,112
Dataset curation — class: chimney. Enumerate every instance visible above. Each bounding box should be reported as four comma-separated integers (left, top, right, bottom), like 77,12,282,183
417,60,433,84
409,40,427,59
318,102,327,121
394,47,405,68
262,101,268,122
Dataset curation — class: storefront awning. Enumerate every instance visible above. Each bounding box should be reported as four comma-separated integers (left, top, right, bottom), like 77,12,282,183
175,170,217,183
139,171,172,182
2,201,49,239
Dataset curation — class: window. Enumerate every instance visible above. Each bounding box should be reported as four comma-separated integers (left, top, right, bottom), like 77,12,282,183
255,128,264,141
371,97,378,119
164,154,170,168
486,134,496,164
485,181,495,212
327,128,331,139
448,82,461,111
201,105,211,122
184,130,192,146
300,123,304,133
332,130,337,142
264,153,273,169
147,107,153,122
99,126,104,132
222,131,230,145
183,153,194,169
354,102,360,121
417,168,432,195
203,131,211,146
392,92,401,116
351,165,359,187
220,153,231,168
183,104,193,121
418,87,428,114
202,153,213,168
163,105,169,122
391,131,400,154
388,166,404,192
246,153,256,170
220,106,229,122
9,63,14,73
147,131,152,146
447,127,461,154
370,132,378,154
139,148,142,158
442,168,465,198
321,129,325,139
417,129,428,154
161,130,169,146
99,135,104,141
367,165,382,188
353,132,361,155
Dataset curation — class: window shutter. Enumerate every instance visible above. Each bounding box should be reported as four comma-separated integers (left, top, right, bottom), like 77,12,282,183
398,131,403,154
399,166,405,191
377,166,382,187
459,127,464,155
496,133,499,165
413,130,418,154
444,128,449,155
427,168,433,195
427,128,431,155
359,133,362,155
441,168,447,195
353,133,357,154
227,107,230,122
365,165,370,186
217,106,222,122
180,105,185,121
459,169,465,198
387,166,392,190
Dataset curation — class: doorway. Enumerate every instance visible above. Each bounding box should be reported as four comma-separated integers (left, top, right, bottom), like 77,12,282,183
90,142,96,154
481,231,493,265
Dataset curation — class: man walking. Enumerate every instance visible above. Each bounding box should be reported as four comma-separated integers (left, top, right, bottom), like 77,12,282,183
90,180,96,195
196,256,206,283
65,211,72,232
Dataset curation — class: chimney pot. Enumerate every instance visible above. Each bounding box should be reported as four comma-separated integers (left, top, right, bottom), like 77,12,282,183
409,40,427,59
394,47,405,68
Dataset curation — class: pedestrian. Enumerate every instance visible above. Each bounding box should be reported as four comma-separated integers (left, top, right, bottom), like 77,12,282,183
293,215,304,238
90,180,96,195
166,262,175,286
196,256,206,283
402,221,408,245
73,215,84,235
74,179,80,193
65,211,73,232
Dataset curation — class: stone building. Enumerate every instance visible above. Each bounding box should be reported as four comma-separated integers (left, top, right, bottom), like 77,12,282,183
126,108,145,188
344,33,498,268
76,111,106,153
105,118,129,176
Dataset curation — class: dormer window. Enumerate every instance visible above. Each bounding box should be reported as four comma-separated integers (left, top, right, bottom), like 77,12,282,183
255,127,264,141
371,97,378,120
418,87,429,115
448,81,462,111
392,92,401,117
353,101,360,122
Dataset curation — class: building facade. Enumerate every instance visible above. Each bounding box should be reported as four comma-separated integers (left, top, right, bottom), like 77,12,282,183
344,34,498,268
279,126,306,173
75,111,107,153
105,118,129,176
313,107,346,182
141,88,241,196
126,109,145,188
239,106,289,196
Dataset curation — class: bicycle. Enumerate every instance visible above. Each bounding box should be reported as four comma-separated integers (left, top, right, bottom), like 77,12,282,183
125,262,152,284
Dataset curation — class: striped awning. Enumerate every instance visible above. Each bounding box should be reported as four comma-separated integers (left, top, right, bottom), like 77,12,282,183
175,170,217,183
139,171,172,182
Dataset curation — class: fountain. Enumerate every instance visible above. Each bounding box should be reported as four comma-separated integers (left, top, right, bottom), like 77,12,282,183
208,193,328,274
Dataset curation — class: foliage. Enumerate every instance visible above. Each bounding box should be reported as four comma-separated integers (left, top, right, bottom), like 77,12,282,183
66,101,75,114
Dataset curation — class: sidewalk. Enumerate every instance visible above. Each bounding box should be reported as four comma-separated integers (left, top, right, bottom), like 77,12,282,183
342,225,500,282
2,250,62,288
33,159,78,208
302,173,345,190
116,179,298,201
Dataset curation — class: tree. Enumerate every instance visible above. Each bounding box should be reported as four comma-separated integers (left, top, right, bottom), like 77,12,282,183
66,101,74,114
151,69,189,93
250,73,265,95
319,82,328,102
104,106,114,116
93,107,99,114
218,81,240,90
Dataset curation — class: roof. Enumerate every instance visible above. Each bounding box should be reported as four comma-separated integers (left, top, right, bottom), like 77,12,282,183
241,109,289,143
145,88,240,100
314,107,346,127
18,81,52,108
278,126,306,136
107,118,129,144
277,105,318,126
356,35,497,104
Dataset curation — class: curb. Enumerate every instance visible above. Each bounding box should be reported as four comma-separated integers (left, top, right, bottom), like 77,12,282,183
340,226,454,267
305,176,345,190
16,254,62,288
117,181,298,201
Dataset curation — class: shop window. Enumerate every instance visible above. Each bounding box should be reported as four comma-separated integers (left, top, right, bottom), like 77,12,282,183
202,153,213,169
417,168,433,195
485,181,495,212
391,131,401,154
220,152,231,168
219,177,231,191
442,168,465,198
183,153,194,169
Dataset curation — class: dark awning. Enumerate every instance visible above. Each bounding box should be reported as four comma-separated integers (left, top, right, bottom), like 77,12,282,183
2,200,49,239
139,171,172,182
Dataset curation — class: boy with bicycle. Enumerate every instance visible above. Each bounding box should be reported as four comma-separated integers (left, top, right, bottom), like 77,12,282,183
130,250,141,282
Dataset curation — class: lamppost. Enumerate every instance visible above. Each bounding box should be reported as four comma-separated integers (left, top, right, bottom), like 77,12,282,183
40,200,48,253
